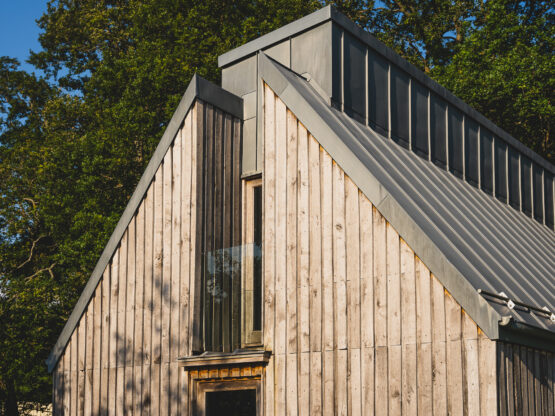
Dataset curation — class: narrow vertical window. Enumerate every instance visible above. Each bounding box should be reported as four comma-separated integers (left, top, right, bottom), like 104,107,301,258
242,177,263,345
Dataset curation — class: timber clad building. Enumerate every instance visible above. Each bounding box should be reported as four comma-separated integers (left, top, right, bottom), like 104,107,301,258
48,6,554,415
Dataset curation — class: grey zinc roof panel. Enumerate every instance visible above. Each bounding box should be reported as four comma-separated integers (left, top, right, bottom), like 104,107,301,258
260,54,554,336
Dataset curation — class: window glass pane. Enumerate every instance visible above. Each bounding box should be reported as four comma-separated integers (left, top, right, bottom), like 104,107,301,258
253,186,263,331
206,389,257,416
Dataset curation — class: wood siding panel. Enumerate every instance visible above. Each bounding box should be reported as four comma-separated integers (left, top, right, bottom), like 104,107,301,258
52,102,227,414
497,343,555,416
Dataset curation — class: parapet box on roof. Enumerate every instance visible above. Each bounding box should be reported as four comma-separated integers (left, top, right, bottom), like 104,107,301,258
48,6,554,415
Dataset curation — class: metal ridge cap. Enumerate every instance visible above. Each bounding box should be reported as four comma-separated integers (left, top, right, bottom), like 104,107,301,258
218,5,333,68
45,74,242,373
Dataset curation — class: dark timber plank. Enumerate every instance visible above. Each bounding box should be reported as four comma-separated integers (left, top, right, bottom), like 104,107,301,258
192,100,205,353
231,117,242,350
213,108,224,351
222,114,233,352
204,104,215,351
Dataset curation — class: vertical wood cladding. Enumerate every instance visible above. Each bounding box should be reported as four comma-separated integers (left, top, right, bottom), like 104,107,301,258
263,84,501,416
497,343,554,416
51,100,242,414
199,104,242,353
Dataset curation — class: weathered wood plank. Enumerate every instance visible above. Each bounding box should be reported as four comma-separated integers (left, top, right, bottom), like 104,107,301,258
400,239,417,415
286,109,298,357
161,148,172,379
520,345,530,416
212,108,223,351
286,353,298,416
349,348,362,416
142,185,154,415
336,349,348,416
479,333,497,416
100,269,110,414
375,346,388,415
84,297,93,416
345,176,361,416
445,292,463,416
400,240,416,346
308,134,322,354
203,104,214,350
191,101,203,353
359,195,373,349
431,274,447,415
323,349,335,416
298,351,310,416
134,202,145,414
321,148,334,352
263,84,276,416
345,176,360,349
310,351,322,415
275,97,287,357
402,342,417,416
513,344,522,415
92,284,101,415
151,167,164,415
124,217,135,415
373,208,387,347
221,113,232,353
505,343,515,416
108,252,118,412
497,342,507,416
180,111,192,359
78,319,86,416
170,362,179,415
231,116,242,350
125,216,136,371
386,223,401,348
275,354,287,415
116,232,127,415
297,123,310,354
463,337,481,416
361,347,374,416
332,162,347,351
417,342,433,414
64,335,71,415
171,127,182,364
388,344,402,415
415,258,431,345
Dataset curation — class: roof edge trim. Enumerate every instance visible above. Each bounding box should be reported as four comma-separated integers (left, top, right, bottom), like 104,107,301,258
46,74,242,372
259,52,502,341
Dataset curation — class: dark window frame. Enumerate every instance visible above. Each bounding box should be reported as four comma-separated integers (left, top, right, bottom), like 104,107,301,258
242,177,263,346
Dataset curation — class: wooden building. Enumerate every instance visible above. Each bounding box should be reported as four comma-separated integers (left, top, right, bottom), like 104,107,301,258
47,6,554,415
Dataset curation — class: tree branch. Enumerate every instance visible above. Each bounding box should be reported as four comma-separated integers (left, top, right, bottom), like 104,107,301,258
24,263,56,281
17,235,46,269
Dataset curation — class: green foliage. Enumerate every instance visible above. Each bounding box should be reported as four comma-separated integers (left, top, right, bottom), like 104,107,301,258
431,0,554,159
0,0,552,409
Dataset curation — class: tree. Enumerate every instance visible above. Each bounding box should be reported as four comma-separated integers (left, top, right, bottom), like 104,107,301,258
432,0,554,159
0,0,552,409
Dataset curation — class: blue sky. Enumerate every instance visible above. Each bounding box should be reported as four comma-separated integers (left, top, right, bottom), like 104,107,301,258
0,0,47,73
